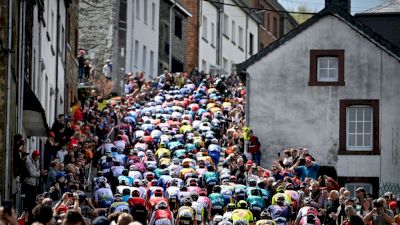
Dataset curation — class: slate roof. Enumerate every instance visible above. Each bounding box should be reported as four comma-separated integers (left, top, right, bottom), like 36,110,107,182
360,0,400,14
236,4,400,75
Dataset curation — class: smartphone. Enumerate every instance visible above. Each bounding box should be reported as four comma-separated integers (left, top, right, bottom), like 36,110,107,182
3,201,13,215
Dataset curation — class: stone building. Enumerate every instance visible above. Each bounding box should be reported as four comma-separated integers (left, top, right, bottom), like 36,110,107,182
237,0,400,196
79,0,118,75
158,0,192,74
65,0,79,109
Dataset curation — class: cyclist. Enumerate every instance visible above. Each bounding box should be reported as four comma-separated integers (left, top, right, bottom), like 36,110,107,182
148,201,174,225
231,200,254,225
176,198,197,225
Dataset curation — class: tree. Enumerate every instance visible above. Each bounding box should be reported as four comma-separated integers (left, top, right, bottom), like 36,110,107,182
291,5,314,24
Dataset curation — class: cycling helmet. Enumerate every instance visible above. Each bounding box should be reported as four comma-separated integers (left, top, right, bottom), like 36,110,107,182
122,169,129,176
229,176,237,183
117,148,124,153
211,138,218,144
227,203,236,211
146,173,155,181
304,197,313,206
212,185,221,193
237,200,248,209
183,197,192,205
154,189,163,196
190,191,199,201
276,194,285,204
157,201,168,210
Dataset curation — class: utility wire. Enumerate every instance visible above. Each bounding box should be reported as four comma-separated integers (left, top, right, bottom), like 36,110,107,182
203,0,317,15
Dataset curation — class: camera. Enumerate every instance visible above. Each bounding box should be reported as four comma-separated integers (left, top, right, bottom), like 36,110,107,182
373,199,383,208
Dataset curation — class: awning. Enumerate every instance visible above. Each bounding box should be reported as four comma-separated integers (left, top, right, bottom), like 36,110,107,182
23,82,49,136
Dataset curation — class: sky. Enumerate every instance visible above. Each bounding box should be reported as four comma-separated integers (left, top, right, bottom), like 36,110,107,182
277,0,385,14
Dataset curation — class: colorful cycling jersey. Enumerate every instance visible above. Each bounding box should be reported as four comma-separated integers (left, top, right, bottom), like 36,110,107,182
235,185,248,197
174,149,187,158
246,196,266,211
221,185,234,197
166,186,180,200
185,143,197,153
209,193,225,209
208,144,221,152
191,201,204,221
203,171,219,185
266,205,291,220
94,187,114,208
109,202,130,213
179,168,195,179
260,189,271,202
128,171,142,180
155,148,171,158
177,206,195,224
118,175,133,186
231,209,254,224
246,187,263,197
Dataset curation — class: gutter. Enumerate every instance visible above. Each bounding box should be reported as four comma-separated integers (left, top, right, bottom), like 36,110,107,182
55,0,60,119
4,0,13,201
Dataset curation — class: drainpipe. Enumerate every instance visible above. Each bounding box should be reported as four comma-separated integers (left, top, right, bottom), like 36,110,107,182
54,0,60,120
169,1,177,71
245,13,249,60
4,0,14,202
216,4,223,66
18,0,26,134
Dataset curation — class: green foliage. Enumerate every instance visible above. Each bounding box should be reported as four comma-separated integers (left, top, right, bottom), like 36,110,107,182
290,5,314,24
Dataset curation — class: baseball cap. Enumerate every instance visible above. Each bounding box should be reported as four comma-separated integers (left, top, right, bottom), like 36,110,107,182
246,160,254,166
389,201,397,209
32,150,40,156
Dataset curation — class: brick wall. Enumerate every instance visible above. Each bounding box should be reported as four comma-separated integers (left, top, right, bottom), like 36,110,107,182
180,0,199,72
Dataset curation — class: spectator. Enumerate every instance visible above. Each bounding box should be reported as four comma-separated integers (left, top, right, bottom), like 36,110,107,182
248,130,261,166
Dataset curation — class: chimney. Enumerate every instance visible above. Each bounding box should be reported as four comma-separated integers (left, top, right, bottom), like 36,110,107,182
325,0,351,13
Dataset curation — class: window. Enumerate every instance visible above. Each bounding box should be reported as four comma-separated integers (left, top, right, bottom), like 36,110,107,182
171,58,183,73
338,177,379,198
60,26,65,59
223,58,228,71
202,59,207,73
51,11,54,42
238,26,243,50
249,33,254,56
339,100,380,155
144,0,148,24
309,50,345,86
136,0,140,19
134,40,139,67
223,14,229,36
317,57,338,81
346,107,373,150
266,12,270,31
202,16,207,41
142,45,147,71
272,17,278,37
174,16,182,39
151,2,156,29
211,22,215,46
150,50,154,76
231,20,236,44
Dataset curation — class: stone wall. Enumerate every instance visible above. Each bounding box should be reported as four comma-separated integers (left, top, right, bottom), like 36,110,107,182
66,0,79,108
79,0,117,74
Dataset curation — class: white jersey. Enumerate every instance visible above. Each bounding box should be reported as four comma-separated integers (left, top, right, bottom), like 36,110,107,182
128,171,143,180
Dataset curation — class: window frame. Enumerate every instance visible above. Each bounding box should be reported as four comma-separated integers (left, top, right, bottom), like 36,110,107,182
136,0,140,19
223,14,229,38
339,99,380,155
211,22,215,47
346,106,373,151
309,50,345,86
144,0,148,24
202,16,208,42
238,26,244,51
